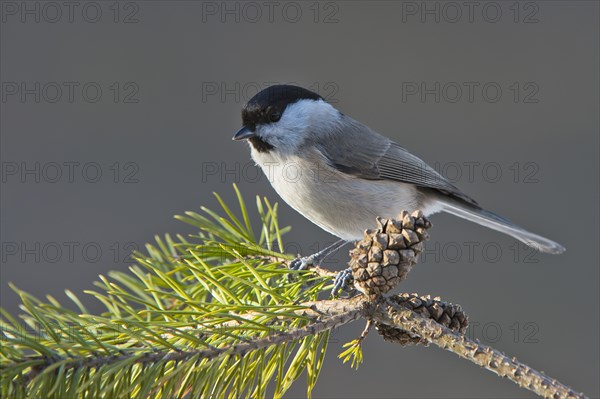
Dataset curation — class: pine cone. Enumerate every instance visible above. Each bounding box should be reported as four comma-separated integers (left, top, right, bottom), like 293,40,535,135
376,293,469,346
349,211,431,297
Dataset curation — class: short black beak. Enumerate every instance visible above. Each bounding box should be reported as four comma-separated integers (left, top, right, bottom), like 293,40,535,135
232,126,255,141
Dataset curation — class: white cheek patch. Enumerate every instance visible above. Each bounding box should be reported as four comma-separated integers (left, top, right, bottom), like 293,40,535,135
283,99,340,129
258,99,341,153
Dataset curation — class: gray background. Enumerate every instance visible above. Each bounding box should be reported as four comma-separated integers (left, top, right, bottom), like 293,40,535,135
1,1,598,397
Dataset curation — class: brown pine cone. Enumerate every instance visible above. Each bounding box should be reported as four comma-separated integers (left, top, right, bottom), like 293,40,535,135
349,211,431,297
375,293,469,346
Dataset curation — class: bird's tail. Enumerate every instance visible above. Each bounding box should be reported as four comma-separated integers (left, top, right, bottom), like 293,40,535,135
439,200,565,254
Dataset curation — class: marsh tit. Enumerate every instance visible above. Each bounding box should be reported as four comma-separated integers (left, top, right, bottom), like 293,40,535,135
233,85,565,271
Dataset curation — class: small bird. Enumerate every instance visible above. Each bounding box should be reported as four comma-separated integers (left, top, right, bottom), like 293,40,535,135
233,85,564,284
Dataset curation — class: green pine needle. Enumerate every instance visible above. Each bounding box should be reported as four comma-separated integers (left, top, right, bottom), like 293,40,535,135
338,339,364,370
0,184,335,399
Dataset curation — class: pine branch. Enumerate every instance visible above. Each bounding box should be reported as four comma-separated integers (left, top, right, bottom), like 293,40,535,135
295,292,589,399
0,185,589,398
1,186,337,398
19,305,361,382
367,297,587,399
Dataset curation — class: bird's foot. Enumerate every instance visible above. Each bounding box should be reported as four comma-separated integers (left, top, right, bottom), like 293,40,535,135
331,268,355,297
286,255,316,285
289,240,348,271
288,255,316,271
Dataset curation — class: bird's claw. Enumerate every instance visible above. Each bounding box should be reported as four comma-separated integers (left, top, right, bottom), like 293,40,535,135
331,268,354,297
289,255,314,271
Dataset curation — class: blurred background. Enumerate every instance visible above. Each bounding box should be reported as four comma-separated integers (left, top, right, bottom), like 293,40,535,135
1,1,598,397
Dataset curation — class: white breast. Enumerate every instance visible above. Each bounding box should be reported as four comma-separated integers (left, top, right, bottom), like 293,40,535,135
251,148,427,240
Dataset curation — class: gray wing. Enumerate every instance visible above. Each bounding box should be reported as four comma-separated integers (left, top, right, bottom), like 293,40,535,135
314,116,479,207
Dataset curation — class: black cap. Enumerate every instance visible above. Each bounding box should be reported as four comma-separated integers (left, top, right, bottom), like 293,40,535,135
241,85,323,131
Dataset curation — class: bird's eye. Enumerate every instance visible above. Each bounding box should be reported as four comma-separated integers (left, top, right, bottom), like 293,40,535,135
268,110,281,122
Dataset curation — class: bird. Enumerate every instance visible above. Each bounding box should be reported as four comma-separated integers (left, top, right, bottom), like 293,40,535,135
232,84,565,291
